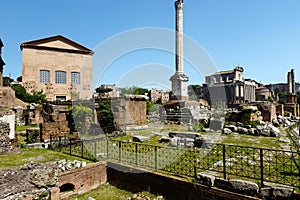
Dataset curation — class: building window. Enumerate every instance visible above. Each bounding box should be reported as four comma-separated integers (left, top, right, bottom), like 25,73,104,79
40,70,50,83
55,95,67,101
71,72,80,84
55,70,66,84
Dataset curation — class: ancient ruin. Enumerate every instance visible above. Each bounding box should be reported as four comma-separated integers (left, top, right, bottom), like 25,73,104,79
0,39,5,87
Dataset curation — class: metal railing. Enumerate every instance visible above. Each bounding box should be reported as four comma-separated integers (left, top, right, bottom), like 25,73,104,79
50,136,300,189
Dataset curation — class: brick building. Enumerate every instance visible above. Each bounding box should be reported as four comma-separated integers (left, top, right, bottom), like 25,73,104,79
21,35,94,101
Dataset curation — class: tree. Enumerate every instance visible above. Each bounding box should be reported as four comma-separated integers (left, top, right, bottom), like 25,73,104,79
120,86,149,95
3,76,13,86
11,85,46,104
97,99,116,133
71,104,93,134
11,84,26,100
95,87,113,94
17,76,22,82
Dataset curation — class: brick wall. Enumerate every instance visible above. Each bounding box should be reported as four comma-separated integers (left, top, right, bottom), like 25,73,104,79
107,162,259,200
40,113,70,141
58,162,107,199
112,97,146,126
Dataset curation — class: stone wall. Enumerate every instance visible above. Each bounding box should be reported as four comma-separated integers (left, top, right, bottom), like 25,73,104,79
0,122,11,155
40,113,69,141
0,87,28,108
0,161,106,200
58,162,107,199
107,162,259,200
0,162,59,200
112,97,146,127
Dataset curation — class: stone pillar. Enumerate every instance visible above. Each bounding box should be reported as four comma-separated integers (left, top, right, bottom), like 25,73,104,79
287,69,295,94
170,0,189,101
291,69,295,94
175,0,184,73
0,39,5,87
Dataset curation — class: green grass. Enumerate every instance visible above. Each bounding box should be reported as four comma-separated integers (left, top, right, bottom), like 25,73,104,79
0,148,91,169
16,125,39,132
67,183,165,200
220,134,282,149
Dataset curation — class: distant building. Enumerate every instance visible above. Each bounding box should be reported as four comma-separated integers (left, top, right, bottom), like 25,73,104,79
255,86,272,101
21,35,94,101
98,84,120,98
0,39,5,87
150,88,170,104
265,82,300,94
203,66,256,107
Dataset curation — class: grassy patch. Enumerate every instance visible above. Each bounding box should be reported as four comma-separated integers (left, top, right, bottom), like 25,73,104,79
67,183,165,200
220,134,281,149
16,125,39,132
0,148,91,169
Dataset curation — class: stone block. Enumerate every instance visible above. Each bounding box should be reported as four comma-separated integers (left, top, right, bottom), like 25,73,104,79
229,179,259,196
272,186,293,199
196,172,215,187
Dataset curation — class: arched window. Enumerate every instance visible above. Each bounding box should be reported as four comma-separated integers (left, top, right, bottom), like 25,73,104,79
40,70,50,83
55,70,66,84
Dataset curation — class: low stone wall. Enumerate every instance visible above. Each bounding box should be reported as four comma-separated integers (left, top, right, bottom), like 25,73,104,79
107,162,259,200
0,161,106,200
58,161,107,199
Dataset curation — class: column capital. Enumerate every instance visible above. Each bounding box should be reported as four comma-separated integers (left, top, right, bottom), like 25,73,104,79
175,0,183,10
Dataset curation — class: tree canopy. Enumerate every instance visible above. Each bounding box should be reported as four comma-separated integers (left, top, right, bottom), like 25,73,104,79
11,85,46,104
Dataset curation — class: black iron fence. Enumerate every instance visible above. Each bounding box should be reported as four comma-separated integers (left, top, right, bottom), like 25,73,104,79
50,136,300,189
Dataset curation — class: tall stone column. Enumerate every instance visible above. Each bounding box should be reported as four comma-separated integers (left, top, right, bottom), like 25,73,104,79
175,0,184,73
170,0,189,101
0,39,5,87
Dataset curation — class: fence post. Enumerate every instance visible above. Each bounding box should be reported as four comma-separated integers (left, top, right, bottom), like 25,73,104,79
260,148,264,188
69,138,72,155
135,143,138,166
223,144,226,179
119,141,121,162
50,135,52,149
155,146,158,171
94,140,97,161
81,140,84,158
59,136,61,147
106,139,109,159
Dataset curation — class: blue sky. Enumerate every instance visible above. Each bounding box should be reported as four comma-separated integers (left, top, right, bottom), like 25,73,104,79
1,0,300,89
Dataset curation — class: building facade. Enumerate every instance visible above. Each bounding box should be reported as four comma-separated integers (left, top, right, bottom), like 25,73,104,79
203,66,256,107
21,35,94,101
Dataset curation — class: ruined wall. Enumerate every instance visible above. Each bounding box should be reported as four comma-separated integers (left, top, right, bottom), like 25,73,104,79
0,162,59,200
40,113,69,141
58,162,107,199
0,122,11,155
0,161,106,200
112,98,146,127
107,162,258,200
0,87,28,108
276,104,284,116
